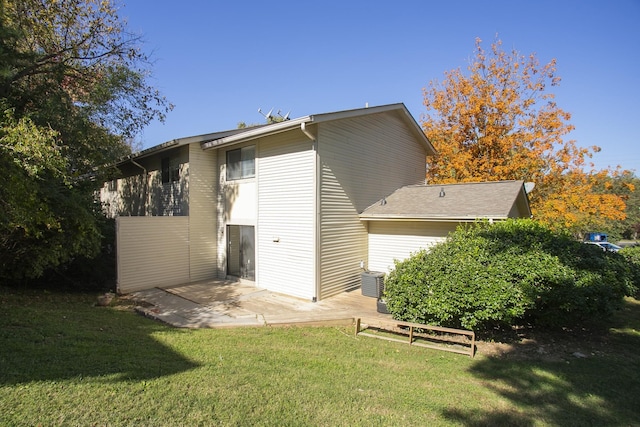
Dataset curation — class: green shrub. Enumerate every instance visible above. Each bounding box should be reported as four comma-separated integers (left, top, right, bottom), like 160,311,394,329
8,216,117,292
619,245,640,298
384,219,634,331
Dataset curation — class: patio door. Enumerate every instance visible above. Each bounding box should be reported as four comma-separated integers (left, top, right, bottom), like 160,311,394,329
227,225,255,281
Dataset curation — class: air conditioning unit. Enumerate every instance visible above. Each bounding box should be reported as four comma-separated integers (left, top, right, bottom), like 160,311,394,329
361,271,384,298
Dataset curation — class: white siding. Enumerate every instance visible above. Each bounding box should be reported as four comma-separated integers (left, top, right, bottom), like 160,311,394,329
100,146,189,217
257,132,316,299
100,173,147,217
367,221,456,273
146,146,189,216
188,145,218,281
116,216,189,293
216,143,258,278
100,181,121,218
318,112,427,299
218,145,257,225
226,181,256,223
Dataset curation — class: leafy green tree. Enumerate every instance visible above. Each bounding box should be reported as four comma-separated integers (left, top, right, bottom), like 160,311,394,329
0,110,99,279
238,109,290,128
609,172,640,240
583,172,639,241
0,0,171,281
619,245,640,299
1,0,171,138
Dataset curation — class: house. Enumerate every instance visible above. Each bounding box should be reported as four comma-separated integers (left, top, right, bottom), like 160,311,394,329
102,103,531,300
360,181,532,273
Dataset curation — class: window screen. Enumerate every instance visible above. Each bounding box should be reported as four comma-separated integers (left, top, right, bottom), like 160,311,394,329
226,146,255,180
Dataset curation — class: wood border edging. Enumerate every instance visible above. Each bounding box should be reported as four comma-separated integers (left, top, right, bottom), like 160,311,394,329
355,317,475,358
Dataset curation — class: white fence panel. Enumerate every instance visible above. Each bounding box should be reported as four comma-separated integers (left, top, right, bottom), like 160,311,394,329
116,216,189,293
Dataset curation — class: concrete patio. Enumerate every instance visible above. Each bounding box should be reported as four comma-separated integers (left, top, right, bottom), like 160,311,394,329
130,280,392,328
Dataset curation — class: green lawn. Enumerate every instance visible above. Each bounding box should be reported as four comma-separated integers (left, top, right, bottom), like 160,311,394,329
1,287,639,426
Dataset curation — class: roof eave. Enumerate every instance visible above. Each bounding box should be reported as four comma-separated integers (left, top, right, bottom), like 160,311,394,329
201,103,436,154
201,116,311,150
359,215,511,222
116,128,247,166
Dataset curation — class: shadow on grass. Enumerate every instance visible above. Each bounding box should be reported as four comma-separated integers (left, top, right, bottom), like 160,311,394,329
0,288,199,385
442,298,640,426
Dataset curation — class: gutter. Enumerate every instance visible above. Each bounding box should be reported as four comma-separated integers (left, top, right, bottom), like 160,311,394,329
300,122,316,141
201,116,312,150
358,216,509,222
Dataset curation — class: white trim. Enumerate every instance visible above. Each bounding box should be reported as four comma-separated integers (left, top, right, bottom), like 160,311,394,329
201,103,435,154
359,216,509,222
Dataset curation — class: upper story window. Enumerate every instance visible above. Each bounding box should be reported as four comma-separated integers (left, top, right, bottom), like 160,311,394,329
226,146,255,180
107,179,118,192
161,157,180,184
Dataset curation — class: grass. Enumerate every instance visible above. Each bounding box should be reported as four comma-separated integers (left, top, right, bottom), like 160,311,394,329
1,288,639,426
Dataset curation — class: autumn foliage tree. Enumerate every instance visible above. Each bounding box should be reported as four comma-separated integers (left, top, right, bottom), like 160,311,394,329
421,38,628,234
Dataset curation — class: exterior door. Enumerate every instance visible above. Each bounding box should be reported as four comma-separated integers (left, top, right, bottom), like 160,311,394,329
227,225,255,280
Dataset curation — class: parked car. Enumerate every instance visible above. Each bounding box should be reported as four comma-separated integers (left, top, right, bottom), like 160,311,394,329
618,240,640,248
584,241,622,252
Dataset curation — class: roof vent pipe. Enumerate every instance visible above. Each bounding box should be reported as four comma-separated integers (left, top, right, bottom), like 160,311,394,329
439,188,445,197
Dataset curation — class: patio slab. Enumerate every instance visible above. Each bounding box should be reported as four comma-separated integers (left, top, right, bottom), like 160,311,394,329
131,280,391,328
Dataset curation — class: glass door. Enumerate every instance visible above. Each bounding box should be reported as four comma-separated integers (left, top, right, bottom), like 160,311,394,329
227,225,255,281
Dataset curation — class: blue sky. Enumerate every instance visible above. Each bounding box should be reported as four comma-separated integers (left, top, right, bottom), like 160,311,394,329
121,0,640,173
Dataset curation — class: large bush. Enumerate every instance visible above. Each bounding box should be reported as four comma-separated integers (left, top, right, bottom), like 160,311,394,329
619,245,640,299
384,219,637,331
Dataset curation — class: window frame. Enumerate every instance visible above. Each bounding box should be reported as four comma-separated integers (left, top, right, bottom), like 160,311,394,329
226,145,255,181
161,157,180,184
107,179,118,192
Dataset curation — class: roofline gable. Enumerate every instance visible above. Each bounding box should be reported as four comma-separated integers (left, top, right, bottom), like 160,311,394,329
201,103,436,155
115,103,436,166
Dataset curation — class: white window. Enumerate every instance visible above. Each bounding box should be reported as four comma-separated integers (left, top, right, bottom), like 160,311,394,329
161,157,180,184
226,146,255,180
160,156,183,215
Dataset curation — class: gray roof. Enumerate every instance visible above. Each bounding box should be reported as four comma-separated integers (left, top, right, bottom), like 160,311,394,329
117,103,435,166
200,103,436,155
360,180,531,221
115,128,250,166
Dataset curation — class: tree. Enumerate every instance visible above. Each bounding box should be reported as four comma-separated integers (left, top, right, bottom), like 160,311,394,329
1,0,171,138
597,172,640,240
238,109,291,128
0,110,101,279
0,0,171,280
421,38,628,234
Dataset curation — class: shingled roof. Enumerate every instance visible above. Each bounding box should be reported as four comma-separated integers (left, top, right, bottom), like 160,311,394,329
360,180,531,221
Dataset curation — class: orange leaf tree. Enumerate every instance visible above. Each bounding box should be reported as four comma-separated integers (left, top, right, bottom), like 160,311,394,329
421,38,627,234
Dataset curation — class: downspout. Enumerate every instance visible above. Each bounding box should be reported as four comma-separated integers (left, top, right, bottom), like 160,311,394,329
301,122,316,141
300,122,319,302
130,159,148,216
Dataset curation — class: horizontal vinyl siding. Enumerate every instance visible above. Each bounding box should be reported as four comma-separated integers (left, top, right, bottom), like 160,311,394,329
188,145,218,281
319,112,427,299
257,133,315,299
116,216,189,293
319,178,366,298
367,221,455,274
